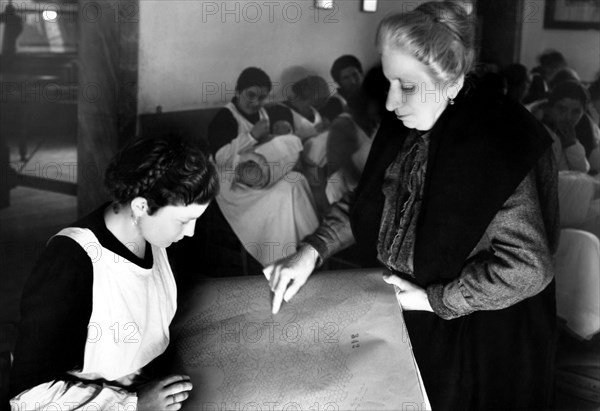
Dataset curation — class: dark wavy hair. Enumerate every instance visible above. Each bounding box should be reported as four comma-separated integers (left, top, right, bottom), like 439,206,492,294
330,55,363,84
104,135,219,215
236,67,272,93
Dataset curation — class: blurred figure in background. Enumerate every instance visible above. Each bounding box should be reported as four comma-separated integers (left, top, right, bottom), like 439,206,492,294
325,65,388,204
0,3,23,57
523,49,567,104
501,63,530,104
320,55,364,122
586,76,600,127
282,75,331,140
540,80,600,174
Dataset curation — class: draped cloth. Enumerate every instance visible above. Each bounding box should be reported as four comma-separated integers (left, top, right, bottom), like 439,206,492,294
554,228,600,339
215,103,319,266
235,134,303,189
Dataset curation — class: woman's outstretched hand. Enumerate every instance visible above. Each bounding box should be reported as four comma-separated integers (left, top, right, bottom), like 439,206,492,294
137,374,193,410
383,272,434,312
264,244,320,314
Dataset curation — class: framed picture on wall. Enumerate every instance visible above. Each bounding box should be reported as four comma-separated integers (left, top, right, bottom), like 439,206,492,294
544,0,600,30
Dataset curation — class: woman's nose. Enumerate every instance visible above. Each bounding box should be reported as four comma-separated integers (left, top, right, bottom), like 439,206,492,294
183,220,195,237
386,85,401,112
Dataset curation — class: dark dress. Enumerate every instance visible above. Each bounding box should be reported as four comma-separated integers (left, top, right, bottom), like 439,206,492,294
305,84,559,410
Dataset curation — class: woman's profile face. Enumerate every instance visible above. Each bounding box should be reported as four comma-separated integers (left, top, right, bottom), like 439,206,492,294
139,202,209,248
382,45,459,131
237,86,270,116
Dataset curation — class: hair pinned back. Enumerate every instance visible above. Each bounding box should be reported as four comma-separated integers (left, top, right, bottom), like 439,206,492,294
376,1,476,83
104,136,219,215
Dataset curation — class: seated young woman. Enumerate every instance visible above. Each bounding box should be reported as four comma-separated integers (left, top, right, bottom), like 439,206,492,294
325,66,388,204
280,75,331,141
207,67,319,267
8,136,219,410
529,78,600,174
320,55,364,123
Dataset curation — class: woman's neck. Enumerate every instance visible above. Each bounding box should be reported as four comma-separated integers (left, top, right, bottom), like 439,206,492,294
103,204,147,259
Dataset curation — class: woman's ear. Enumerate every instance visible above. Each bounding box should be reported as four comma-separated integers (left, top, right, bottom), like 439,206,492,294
130,197,148,218
445,75,465,101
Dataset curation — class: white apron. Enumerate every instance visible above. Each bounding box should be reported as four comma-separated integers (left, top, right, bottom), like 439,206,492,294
10,227,177,410
291,106,324,141
215,103,319,266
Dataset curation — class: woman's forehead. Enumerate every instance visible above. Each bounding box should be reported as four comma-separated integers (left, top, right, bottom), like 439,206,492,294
158,203,208,219
381,46,430,83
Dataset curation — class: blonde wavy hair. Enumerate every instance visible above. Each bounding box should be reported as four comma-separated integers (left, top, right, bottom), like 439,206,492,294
376,1,476,84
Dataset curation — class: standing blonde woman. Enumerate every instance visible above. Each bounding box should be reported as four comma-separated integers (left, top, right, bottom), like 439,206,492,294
265,2,559,409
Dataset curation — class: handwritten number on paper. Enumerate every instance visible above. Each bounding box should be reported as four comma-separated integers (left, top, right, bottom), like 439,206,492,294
351,333,360,349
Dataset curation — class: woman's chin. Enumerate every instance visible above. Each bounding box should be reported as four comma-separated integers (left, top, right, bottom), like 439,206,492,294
399,117,415,129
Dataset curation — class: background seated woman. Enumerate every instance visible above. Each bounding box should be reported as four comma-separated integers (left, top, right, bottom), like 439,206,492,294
539,80,600,174
281,75,331,141
325,65,388,204
207,67,319,268
319,55,364,123
9,136,218,410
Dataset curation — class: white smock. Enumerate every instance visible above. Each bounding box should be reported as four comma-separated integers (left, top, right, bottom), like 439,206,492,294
290,106,325,141
10,227,177,410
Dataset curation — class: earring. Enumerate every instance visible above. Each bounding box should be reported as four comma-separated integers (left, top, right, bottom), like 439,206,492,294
131,211,140,226
448,97,455,106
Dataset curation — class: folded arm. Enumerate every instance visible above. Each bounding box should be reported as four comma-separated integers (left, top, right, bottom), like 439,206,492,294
426,170,555,320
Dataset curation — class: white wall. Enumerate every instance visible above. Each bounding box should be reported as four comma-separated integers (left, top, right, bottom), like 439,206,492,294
138,0,429,113
520,0,600,82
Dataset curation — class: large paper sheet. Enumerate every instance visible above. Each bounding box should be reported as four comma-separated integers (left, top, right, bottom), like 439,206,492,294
170,269,426,410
